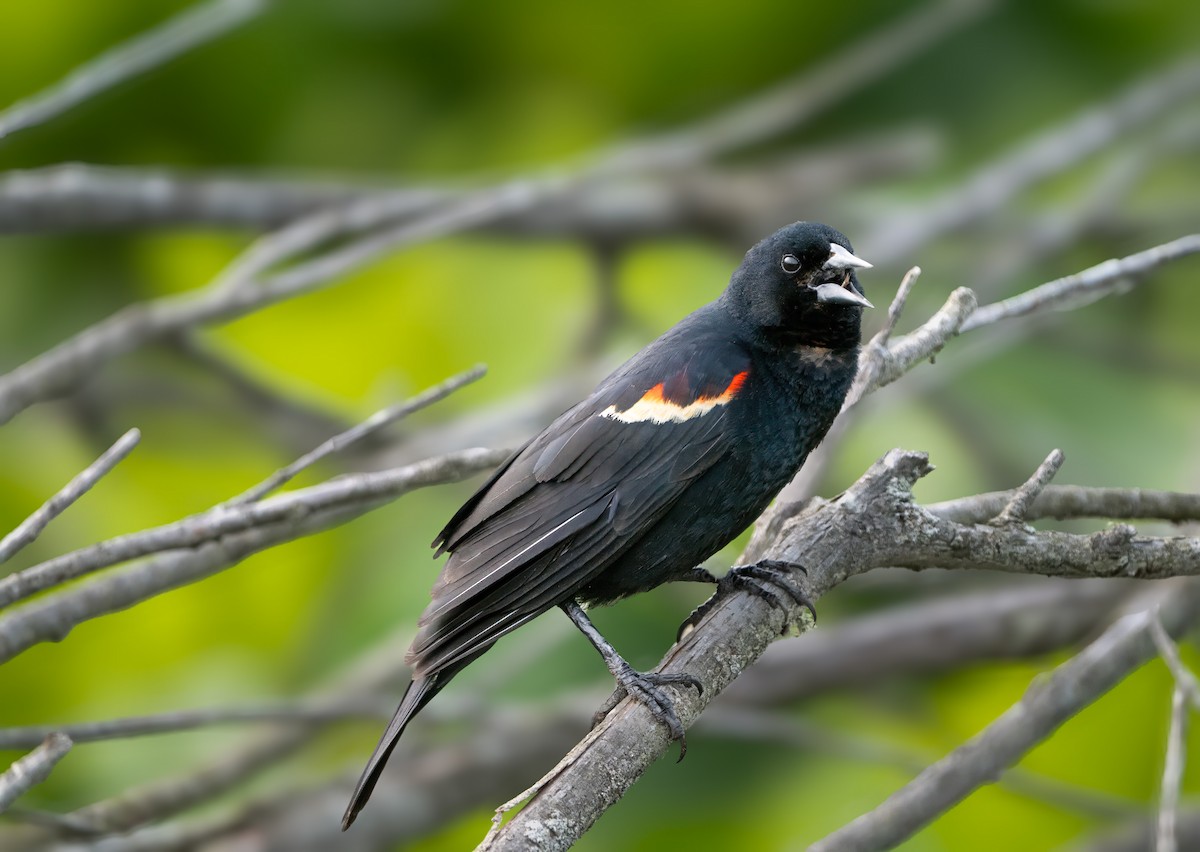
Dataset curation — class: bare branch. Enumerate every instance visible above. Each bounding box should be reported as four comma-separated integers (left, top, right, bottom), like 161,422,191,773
481,451,932,850
0,447,506,664
1149,617,1200,710
0,0,986,426
962,233,1200,333
607,0,993,169
928,485,1200,525
843,285,977,409
483,446,1200,850
877,266,922,346
1157,685,1189,852
864,55,1200,264
0,445,505,611
0,734,72,813
0,135,936,236
700,706,1143,821
808,582,1200,852
0,428,140,564
0,0,264,144
225,364,487,505
724,578,1130,705
0,701,387,751
991,448,1066,526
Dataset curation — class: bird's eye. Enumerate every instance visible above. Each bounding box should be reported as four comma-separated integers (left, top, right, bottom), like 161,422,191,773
781,254,802,274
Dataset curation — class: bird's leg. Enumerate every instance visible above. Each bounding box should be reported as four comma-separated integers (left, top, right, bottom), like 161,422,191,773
684,565,721,584
561,600,703,760
678,559,816,640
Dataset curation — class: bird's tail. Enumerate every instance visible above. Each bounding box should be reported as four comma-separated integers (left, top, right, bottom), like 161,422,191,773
341,673,443,830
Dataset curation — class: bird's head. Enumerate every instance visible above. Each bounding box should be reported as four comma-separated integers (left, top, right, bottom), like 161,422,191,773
723,221,873,350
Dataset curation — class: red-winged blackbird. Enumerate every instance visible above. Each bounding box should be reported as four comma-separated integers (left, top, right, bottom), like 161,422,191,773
342,221,872,829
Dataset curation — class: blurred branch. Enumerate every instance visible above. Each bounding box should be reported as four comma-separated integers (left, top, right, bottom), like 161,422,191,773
1158,685,1189,852
0,0,265,144
1077,810,1200,852
0,0,986,426
0,370,494,610
0,702,386,751
809,582,1200,852
0,135,935,236
605,0,992,169
166,333,359,452
224,364,487,505
700,705,1143,821
0,428,140,564
0,446,506,664
0,734,72,813
724,577,1130,705
863,55,1200,265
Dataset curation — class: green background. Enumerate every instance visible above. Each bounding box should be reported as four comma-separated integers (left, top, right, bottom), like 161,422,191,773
1,0,1199,849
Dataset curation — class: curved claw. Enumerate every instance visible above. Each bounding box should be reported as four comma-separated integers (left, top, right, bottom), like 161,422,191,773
598,664,704,760
724,560,816,632
680,559,816,639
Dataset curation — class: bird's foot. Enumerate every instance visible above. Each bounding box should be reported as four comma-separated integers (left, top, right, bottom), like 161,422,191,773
561,600,702,761
592,663,703,761
678,559,815,640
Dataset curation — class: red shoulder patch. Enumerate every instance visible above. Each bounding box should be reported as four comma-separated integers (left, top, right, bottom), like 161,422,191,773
602,370,749,424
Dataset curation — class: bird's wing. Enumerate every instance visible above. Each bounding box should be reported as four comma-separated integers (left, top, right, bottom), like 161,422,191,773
409,333,752,675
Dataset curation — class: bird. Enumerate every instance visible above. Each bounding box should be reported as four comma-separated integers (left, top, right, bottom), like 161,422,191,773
342,221,872,829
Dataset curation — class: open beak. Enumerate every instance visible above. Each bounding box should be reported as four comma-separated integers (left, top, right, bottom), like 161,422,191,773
817,244,874,308
825,244,873,271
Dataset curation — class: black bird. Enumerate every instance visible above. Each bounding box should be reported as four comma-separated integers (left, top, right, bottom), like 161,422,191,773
342,221,872,829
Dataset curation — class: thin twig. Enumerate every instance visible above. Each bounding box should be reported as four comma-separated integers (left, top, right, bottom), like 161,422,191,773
0,734,73,813
865,56,1200,265
1149,616,1200,709
991,449,1066,526
0,447,507,664
0,446,507,611
0,701,389,750
0,0,988,427
844,284,977,409
0,428,141,564
0,0,265,144
878,266,922,346
1158,685,1189,852
226,364,487,505
962,234,1200,332
928,485,1200,526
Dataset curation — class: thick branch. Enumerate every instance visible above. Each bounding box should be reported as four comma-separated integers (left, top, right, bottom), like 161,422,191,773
483,449,1200,849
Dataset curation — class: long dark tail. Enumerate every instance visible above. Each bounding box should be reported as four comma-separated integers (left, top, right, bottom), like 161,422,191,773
341,673,444,830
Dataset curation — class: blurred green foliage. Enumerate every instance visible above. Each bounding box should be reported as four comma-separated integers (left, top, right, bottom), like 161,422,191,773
1,0,1199,849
